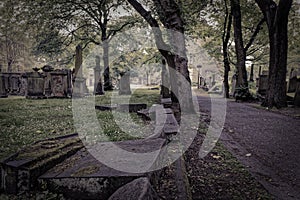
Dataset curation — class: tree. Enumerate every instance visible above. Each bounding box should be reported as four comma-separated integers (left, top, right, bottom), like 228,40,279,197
255,0,293,108
24,0,139,90
222,0,233,98
127,0,194,112
230,0,249,93
0,0,33,72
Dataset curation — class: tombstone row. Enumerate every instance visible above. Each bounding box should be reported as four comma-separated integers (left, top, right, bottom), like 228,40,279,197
0,66,73,99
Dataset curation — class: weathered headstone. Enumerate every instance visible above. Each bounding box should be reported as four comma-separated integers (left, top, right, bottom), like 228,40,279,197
73,45,88,97
119,71,131,95
42,65,54,97
94,56,104,95
0,73,8,98
9,74,21,95
0,134,83,194
50,70,69,98
288,68,299,93
230,74,237,96
25,68,46,99
212,74,216,87
257,70,268,96
294,79,300,107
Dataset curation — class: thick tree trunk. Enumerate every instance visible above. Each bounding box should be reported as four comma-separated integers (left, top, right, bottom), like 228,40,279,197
161,58,170,98
127,0,194,112
230,0,248,89
255,0,292,108
102,38,113,91
222,0,232,98
153,0,194,112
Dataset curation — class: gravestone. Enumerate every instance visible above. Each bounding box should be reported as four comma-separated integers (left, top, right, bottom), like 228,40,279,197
42,65,54,97
288,68,299,93
0,73,8,98
50,70,69,98
24,68,45,98
119,71,131,95
19,76,27,96
230,74,237,96
73,45,88,97
94,56,104,95
25,68,46,99
0,134,83,194
294,79,300,107
9,74,21,95
257,70,268,96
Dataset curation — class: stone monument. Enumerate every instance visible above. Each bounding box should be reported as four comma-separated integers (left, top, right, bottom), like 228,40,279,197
94,55,104,95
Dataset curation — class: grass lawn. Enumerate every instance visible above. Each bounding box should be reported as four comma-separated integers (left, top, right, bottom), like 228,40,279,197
0,89,160,160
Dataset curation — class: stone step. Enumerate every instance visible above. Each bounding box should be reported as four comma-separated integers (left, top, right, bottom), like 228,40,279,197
0,133,83,194
38,138,166,200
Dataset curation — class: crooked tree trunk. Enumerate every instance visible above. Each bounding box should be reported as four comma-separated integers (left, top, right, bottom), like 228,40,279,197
255,0,292,108
153,0,194,112
127,0,194,112
231,0,248,90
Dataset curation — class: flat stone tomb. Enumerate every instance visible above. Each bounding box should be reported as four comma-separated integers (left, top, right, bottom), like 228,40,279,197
38,138,166,200
0,134,83,194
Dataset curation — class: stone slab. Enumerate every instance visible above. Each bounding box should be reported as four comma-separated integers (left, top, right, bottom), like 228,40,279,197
108,177,159,200
96,103,147,113
0,133,83,194
38,138,166,199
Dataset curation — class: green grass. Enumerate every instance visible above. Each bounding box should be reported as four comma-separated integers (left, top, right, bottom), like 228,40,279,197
0,89,160,160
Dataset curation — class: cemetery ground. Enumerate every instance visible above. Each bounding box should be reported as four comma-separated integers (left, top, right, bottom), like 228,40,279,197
0,88,299,199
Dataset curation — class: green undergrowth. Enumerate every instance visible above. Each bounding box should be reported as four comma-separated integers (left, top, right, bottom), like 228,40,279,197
0,89,160,160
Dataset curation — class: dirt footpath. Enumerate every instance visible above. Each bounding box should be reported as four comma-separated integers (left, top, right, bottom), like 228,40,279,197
196,95,300,200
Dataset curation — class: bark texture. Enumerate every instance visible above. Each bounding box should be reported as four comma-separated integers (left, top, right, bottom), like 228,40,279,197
255,0,292,108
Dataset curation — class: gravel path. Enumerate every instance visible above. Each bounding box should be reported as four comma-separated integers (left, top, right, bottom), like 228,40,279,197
196,95,300,200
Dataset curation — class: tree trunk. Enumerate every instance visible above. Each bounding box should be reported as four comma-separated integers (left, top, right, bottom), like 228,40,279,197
222,0,232,98
230,0,248,90
103,39,113,91
127,0,194,112
255,0,292,108
161,58,170,98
